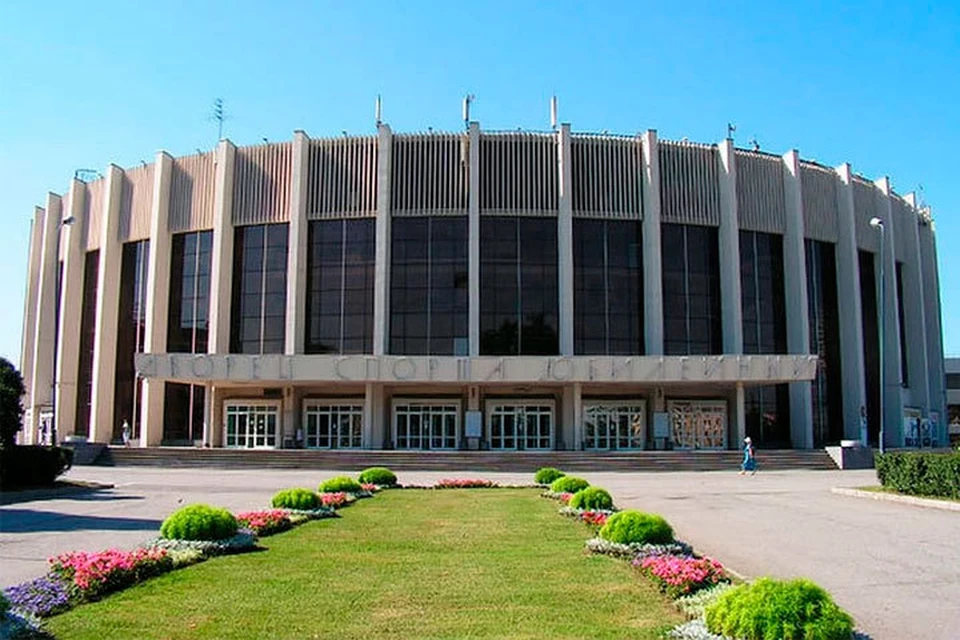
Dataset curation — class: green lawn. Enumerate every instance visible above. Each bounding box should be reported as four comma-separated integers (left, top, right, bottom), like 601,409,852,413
46,489,682,639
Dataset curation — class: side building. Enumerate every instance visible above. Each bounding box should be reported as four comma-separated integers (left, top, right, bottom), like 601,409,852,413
18,122,947,452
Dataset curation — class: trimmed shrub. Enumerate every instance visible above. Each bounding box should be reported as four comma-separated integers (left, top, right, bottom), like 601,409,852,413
569,486,613,510
0,445,73,490
272,488,320,510
550,476,589,493
160,504,238,541
0,357,26,449
875,451,960,500
599,510,673,545
534,467,566,485
705,577,854,640
358,467,398,487
318,476,363,494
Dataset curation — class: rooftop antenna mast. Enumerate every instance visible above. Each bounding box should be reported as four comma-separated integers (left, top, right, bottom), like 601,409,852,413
550,96,558,130
726,122,736,140
462,94,475,129
375,95,382,126
211,98,229,141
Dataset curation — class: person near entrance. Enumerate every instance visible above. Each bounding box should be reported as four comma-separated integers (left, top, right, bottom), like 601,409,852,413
739,437,757,475
121,419,131,447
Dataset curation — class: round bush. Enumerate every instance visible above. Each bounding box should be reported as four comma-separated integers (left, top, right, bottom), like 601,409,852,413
319,476,363,493
550,476,590,493
705,578,854,640
272,488,320,510
534,467,566,485
599,510,673,545
358,467,398,487
160,504,238,541
569,486,613,510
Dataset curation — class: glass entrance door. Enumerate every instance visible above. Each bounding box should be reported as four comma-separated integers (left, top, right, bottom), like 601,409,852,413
224,402,280,449
487,402,554,450
583,402,646,450
393,401,460,450
303,402,363,449
667,400,727,450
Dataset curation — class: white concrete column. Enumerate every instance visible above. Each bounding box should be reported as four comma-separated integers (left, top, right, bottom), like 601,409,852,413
202,383,214,447
561,385,575,450
557,124,574,356
918,213,946,437
139,152,174,447
55,180,86,441
468,122,481,356
641,131,664,355
717,140,743,354
781,151,813,449
209,385,224,448
20,208,44,439
373,124,392,356
834,164,868,440
285,131,310,355
874,177,904,447
364,383,384,448
24,204,54,444
899,193,930,413
89,165,125,443
564,382,582,450
208,140,236,354
733,382,746,446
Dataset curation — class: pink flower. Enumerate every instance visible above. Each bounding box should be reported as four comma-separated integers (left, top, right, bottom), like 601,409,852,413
434,479,497,489
635,554,727,597
320,492,349,507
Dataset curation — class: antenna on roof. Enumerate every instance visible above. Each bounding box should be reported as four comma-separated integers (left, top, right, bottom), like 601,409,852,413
727,123,736,140
462,94,475,128
749,137,760,151
375,94,382,126
209,98,230,141
550,96,558,130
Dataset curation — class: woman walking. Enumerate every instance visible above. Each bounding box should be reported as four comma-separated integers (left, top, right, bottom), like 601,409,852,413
740,437,757,475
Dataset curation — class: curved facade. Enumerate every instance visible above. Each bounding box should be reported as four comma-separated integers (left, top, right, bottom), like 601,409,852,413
19,123,947,451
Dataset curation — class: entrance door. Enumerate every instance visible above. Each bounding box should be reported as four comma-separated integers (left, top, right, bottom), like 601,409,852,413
486,402,554,450
667,400,727,449
393,401,460,450
224,402,281,449
583,402,646,450
303,402,363,449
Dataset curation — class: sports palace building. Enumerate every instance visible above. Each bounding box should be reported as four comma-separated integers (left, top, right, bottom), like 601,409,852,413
18,118,948,453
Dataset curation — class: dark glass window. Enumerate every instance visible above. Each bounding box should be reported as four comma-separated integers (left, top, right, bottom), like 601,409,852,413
573,219,643,355
740,231,789,446
74,250,99,438
305,219,375,354
480,216,558,355
946,373,960,390
163,383,205,443
806,239,843,446
895,262,908,387
114,240,150,442
859,250,880,444
390,217,468,355
167,231,212,354
662,224,721,355
231,224,288,354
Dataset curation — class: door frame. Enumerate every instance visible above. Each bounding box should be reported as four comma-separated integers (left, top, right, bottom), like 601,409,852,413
223,400,282,449
484,399,556,451
391,398,462,450
302,398,365,449
581,400,647,450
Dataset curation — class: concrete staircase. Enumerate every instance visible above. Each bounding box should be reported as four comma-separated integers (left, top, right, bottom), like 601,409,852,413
98,447,838,472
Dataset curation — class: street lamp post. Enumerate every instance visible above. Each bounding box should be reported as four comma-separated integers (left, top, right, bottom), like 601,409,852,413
869,216,885,454
50,214,76,447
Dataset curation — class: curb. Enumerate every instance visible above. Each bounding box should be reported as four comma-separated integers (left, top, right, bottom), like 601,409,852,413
831,487,960,512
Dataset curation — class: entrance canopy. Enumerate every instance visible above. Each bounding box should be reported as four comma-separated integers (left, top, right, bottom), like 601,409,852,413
136,353,818,386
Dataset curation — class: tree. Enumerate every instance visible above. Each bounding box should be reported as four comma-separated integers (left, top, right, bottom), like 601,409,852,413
0,357,25,449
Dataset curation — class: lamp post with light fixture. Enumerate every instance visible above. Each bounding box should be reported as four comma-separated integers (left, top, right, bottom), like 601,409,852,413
869,216,885,454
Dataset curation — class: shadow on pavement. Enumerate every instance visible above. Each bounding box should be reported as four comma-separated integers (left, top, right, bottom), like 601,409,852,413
0,509,162,534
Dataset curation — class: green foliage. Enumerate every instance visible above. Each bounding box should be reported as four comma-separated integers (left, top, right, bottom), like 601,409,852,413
875,451,960,499
0,445,73,490
705,577,854,640
272,488,320,510
0,590,9,616
160,504,239,541
599,510,673,545
549,476,589,493
569,486,613,510
358,467,398,486
534,467,566,485
319,476,364,494
0,357,26,449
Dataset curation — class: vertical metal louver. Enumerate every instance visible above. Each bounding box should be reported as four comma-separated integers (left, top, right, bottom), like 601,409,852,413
658,140,721,226
391,133,468,216
853,178,881,253
800,163,839,243
570,135,642,219
170,152,216,232
479,133,558,214
119,164,155,242
736,150,786,234
84,179,105,250
306,137,378,219
232,142,293,225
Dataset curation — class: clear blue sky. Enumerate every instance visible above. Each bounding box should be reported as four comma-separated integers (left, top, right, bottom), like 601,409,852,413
1,0,957,365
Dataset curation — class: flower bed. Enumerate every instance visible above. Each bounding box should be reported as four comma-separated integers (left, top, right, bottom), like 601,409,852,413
584,537,694,560
50,548,173,600
3,574,71,617
540,490,573,503
558,506,614,527
433,479,498,489
236,510,293,537
320,492,353,508
144,530,258,557
635,554,728,599
361,483,380,493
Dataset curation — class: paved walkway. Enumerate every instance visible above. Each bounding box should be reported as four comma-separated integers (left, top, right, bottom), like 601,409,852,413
1,466,957,639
